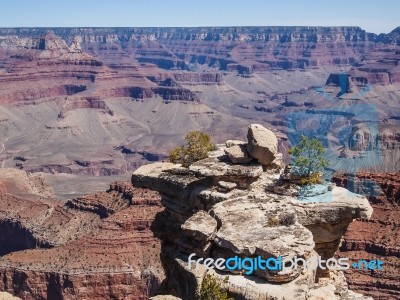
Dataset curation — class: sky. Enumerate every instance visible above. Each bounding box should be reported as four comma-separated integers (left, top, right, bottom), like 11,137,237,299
0,0,398,34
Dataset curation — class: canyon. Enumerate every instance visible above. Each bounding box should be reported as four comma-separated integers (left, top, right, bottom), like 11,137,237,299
0,124,383,300
0,26,399,198
0,26,399,299
0,168,164,300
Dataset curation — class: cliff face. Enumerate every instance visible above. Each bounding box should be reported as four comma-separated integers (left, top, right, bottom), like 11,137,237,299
0,26,396,86
0,26,394,86
350,46,400,85
132,124,373,300
334,172,400,300
0,169,165,300
0,32,200,106
0,26,380,72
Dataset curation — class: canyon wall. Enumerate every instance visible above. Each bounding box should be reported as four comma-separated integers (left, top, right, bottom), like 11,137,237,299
334,172,400,300
0,169,165,300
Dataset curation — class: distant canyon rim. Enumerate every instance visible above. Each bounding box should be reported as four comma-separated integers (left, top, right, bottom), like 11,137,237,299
0,26,399,197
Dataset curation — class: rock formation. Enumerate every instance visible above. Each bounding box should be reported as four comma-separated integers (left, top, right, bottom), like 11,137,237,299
224,140,253,164
350,46,400,85
0,169,165,300
246,124,278,166
0,26,382,71
132,124,373,300
334,172,400,300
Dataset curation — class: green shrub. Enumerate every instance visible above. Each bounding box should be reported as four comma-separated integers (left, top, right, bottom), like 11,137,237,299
169,130,215,167
197,274,233,300
288,135,329,185
299,172,323,185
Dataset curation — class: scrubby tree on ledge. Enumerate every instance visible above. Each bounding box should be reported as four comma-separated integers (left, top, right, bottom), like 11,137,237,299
288,135,329,185
169,130,215,167
197,274,233,300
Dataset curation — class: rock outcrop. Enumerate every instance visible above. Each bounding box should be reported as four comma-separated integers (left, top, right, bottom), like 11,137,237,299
132,124,373,300
334,172,400,300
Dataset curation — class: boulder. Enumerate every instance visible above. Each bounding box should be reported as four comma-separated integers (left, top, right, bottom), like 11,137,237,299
247,124,278,166
224,144,253,164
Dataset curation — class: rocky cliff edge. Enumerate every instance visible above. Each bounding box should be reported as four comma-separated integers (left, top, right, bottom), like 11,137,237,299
132,124,373,300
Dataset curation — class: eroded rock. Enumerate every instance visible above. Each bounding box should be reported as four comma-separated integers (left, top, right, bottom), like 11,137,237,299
217,181,237,192
211,198,314,282
131,125,373,300
178,211,218,257
189,156,262,189
224,144,253,164
182,211,217,241
247,124,278,166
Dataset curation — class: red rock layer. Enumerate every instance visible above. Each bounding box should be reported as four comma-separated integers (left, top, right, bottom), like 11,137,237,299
0,193,101,254
334,172,400,300
350,46,400,85
0,180,165,300
0,32,200,107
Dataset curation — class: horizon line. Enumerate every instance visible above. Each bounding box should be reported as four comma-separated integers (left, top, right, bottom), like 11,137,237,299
0,25,398,34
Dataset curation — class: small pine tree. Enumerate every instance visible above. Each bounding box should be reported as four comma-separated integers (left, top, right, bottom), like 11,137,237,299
288,135,329,185
169,130,215,167
197,274,233,300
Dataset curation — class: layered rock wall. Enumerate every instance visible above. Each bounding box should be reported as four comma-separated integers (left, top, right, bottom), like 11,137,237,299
334,172,400,300
0,172,165,300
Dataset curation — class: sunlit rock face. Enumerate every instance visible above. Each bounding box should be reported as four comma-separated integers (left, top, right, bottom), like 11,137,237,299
132,124,373,300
